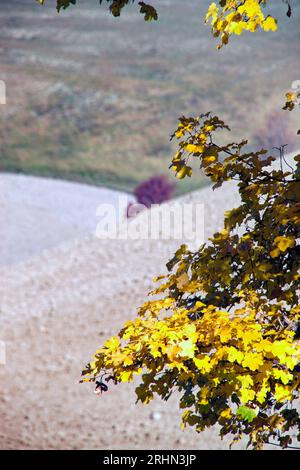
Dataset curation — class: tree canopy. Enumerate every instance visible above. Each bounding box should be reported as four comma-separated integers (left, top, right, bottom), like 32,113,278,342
82,109,300,450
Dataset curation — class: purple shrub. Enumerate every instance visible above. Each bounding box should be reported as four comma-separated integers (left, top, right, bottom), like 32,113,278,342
133,174,175,208
254,111,295,152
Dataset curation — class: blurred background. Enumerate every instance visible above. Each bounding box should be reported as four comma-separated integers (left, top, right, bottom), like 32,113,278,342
1,0,299,195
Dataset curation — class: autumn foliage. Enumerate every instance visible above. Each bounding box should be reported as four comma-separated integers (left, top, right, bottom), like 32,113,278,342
82,111,300,449
37,0,300,450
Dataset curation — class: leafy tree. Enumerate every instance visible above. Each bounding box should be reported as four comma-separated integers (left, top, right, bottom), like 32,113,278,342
38,0,300,449
82,112,300,449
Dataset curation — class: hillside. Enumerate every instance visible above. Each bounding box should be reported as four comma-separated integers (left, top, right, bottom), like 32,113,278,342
0,173,133,266
0,0,299,193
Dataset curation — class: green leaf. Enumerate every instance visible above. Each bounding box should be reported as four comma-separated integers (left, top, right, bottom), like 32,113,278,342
236,406,258,423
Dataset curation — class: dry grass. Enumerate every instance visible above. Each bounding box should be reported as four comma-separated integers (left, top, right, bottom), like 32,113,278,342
0,0,299,193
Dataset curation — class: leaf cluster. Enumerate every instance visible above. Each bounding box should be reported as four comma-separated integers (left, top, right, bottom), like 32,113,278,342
83,113,300,448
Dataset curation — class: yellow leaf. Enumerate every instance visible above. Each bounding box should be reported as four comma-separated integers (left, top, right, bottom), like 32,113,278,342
176,166,192,179
263,16,277,32
274,384,293,402
205,2,219,22
178,339,196,359
256,386,269,404
240,388,255,404
104,336,120,351
111,350,132,365
227,346,244,363
220,408,232,420
242,352,264,371
166,344,181,362
229,21,247,35
238,374,253,389
219,326,232,343
202,155,217,167
272,368,293,385
194,355,212,372
119,370,134,382
270,235,295,258
185,144,205,153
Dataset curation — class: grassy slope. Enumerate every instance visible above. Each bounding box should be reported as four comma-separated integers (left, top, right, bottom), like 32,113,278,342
0,0,299,194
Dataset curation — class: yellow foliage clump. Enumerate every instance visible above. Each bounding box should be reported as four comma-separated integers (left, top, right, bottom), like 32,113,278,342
205,0,277,48
83,111,300,449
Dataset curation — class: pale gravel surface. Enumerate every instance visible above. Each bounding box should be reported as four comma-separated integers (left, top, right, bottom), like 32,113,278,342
3,159,296,449
0,173,133,267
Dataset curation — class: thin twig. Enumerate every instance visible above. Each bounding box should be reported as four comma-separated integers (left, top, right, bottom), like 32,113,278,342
266,441,300,450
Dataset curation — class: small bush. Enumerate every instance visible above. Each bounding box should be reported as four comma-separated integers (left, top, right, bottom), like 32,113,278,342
133,174,175,208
